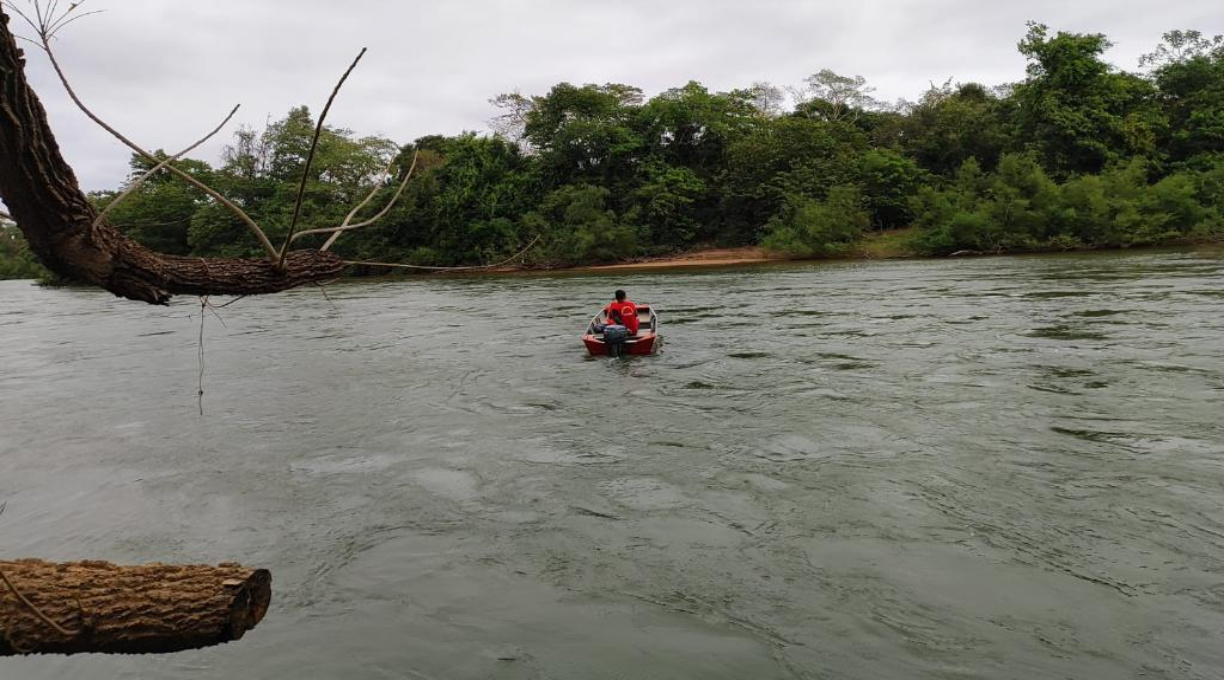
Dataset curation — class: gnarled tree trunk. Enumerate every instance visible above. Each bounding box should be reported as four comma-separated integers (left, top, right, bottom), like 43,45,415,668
1,560,270,655
1,10,278,657
0,7,344,304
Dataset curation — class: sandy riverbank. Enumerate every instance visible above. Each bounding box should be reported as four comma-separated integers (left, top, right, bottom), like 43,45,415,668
582,247,787,271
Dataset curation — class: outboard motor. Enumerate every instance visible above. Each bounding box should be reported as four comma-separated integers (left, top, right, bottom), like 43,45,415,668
603,325,629,357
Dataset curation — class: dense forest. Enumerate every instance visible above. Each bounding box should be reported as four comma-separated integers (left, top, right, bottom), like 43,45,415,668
3,24,1223,279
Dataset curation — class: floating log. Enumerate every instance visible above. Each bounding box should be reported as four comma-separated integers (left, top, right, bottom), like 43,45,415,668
0,559,270,655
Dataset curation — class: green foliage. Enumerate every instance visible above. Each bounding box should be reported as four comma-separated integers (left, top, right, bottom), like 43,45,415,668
93,154,216,255
395,134,542,265
522,83,645,192
198,106,399,254
791,70,879,122
722,117,866,241
912,155,1224,254
855,149,927,230
1147,33,1224,166
762,186,870,257
524,185,639,265
624,164,705,249
63,21,1224,271
901,82,1013,175
638,82,761,173
0,222,48,280
1013,23,1164,177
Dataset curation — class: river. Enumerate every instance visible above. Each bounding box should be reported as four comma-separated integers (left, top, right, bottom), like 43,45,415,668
2,250,1223,679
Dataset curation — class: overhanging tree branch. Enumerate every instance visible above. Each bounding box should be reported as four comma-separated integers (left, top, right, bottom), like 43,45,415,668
0,1,510,305
91,103,241,234
36,32,279,259
0,3,345,303
280,47,367,266
290,150,420,250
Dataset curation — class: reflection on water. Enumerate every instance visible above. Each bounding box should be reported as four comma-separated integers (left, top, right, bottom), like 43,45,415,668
2,248,1224,679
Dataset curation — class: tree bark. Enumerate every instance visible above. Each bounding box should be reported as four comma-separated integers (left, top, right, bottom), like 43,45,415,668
0,8,344,304
1,559,271,655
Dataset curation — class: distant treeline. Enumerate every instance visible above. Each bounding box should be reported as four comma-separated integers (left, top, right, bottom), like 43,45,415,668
3,23,1223,279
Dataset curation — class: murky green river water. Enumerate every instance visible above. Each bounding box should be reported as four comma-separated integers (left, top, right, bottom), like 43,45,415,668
2,250,1224,679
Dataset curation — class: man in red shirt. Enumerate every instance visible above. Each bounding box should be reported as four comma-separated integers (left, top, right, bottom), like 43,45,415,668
602,289,640,335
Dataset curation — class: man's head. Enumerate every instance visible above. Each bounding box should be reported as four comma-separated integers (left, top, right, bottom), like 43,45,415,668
615,289,626,302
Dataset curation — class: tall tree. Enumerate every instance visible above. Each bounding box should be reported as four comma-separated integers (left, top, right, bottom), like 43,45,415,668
790,69,879,122
1145,31,1224,167
746,82,787,118
1140,30,1224,70
722,117,867,241
488,91,536,148
416,134,542,264
523,82,645,191
639,82,761,173
901,81,1013,175
1013,23,1163,177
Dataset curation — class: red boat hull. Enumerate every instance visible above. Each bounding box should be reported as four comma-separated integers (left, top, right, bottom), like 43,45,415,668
583,304,661,357
583,333,659,356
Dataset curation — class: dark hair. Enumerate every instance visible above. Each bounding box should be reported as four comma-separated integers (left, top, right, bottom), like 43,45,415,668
615,289,626,301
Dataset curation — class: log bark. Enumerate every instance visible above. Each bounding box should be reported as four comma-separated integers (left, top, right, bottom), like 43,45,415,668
0,8,344,304
0,559,271,655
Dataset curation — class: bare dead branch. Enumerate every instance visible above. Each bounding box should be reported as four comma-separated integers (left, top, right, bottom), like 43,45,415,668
311,157,400,244
314,280,339,312
342,234,542,271
214,295,248,309
44,10,103,42
5,2,38,31
0,4,346,304
289,150,420,249
279,47,367,267
196,297,206,415
91,104,240,234
13,2,102,44
200,297,228,328
319,150,418,251
36,0,103,42
30,21,279,259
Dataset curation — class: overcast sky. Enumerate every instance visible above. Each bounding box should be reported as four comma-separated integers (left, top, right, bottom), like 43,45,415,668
7,0,1221,191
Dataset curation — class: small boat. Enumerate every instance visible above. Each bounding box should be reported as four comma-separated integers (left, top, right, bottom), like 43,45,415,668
583,305,661,357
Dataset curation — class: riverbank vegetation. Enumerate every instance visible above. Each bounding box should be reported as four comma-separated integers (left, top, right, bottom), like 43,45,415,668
0,220,46,280
4,23,1222,280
